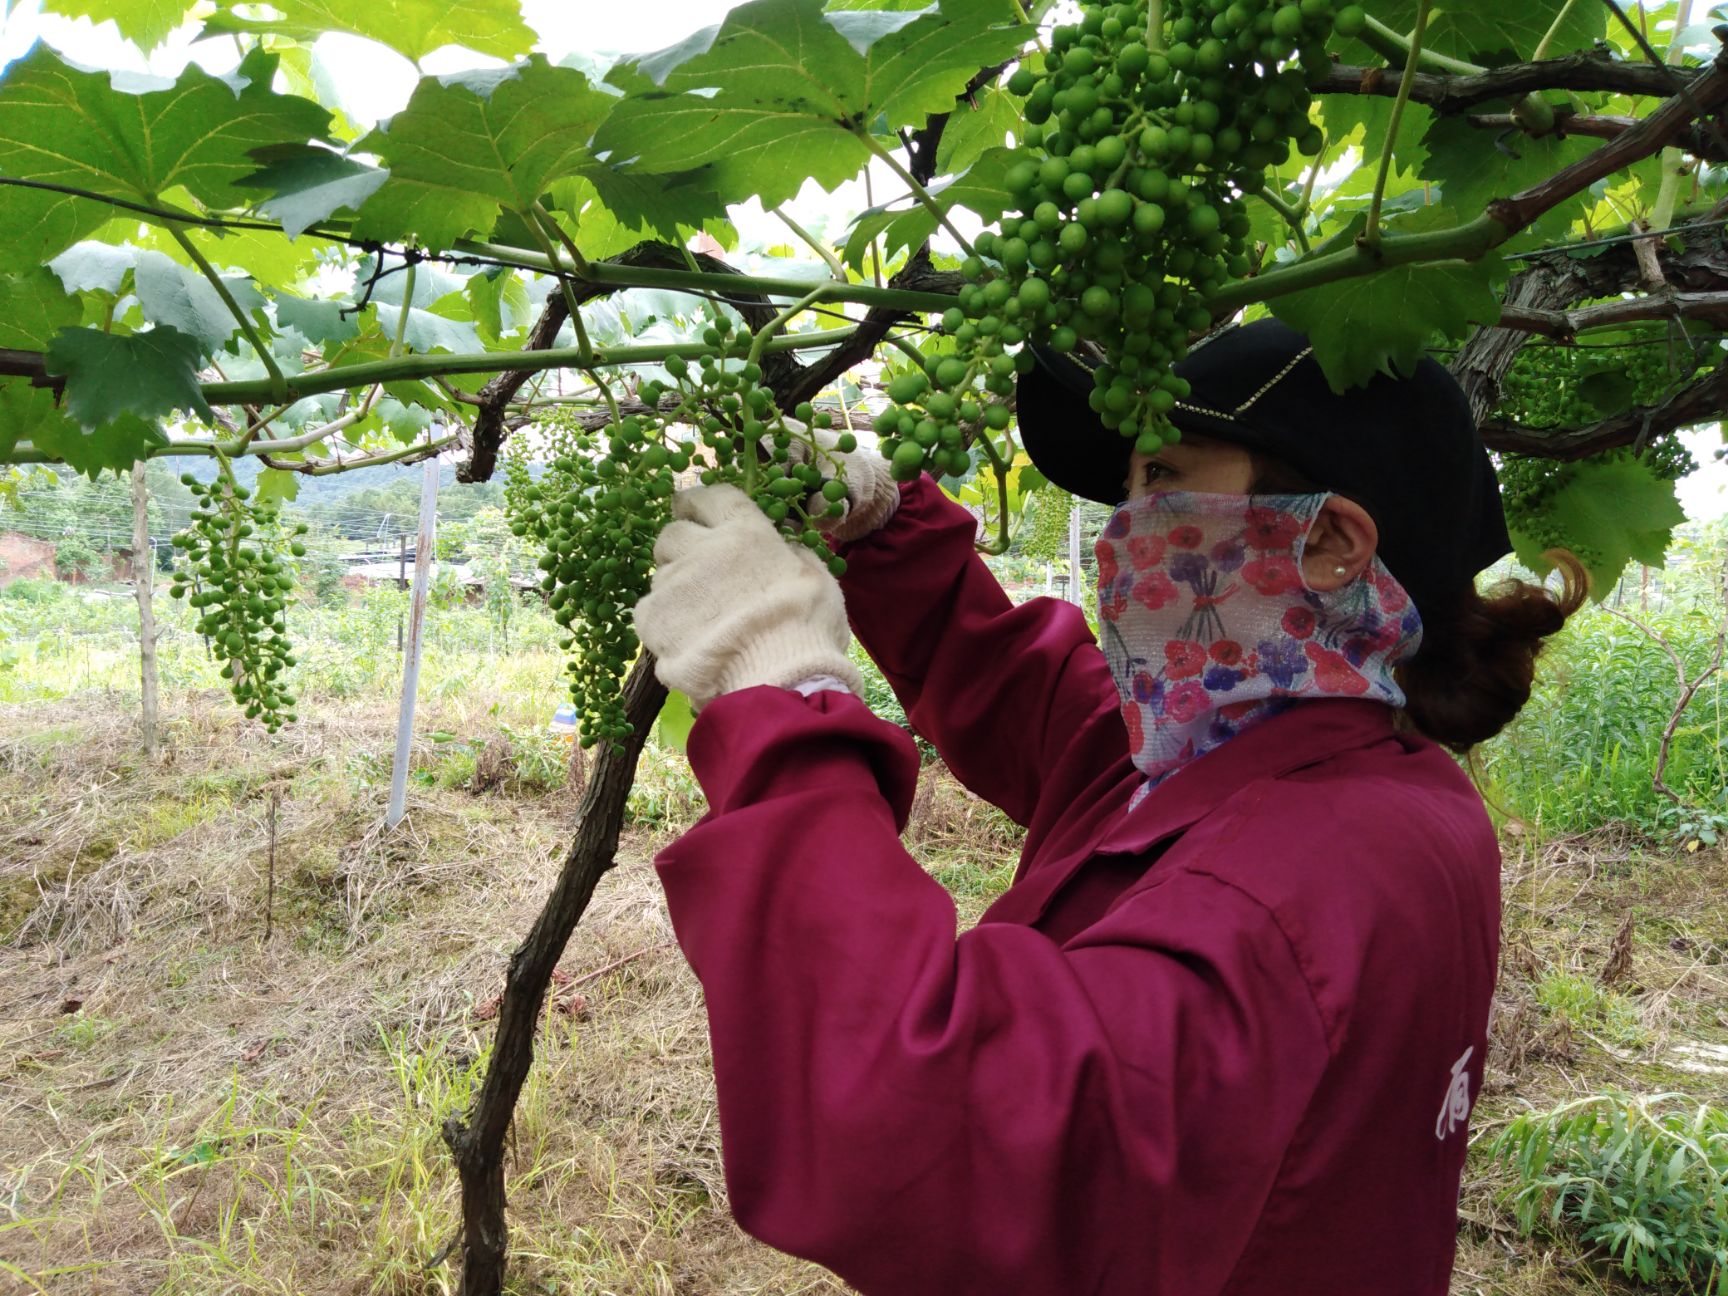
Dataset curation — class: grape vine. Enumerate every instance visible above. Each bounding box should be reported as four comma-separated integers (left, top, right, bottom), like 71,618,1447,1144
877,0,1357,483
166,466,307,732
1493,337,1716,430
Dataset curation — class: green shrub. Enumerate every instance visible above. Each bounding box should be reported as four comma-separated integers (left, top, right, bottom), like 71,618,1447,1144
54,537,101,580
1494,1093,1728,1290
0,577,64,604
1479,604,1727,837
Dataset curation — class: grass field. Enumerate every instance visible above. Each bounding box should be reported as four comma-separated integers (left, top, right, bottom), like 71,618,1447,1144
2,579,1726,1294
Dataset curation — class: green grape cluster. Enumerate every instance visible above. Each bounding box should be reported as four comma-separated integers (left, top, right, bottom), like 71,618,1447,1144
167,470,306,731
504,314,861,745
1499,440,1696,570
879,0,1356,480
1494,340,1712,429
1019,485,1075,562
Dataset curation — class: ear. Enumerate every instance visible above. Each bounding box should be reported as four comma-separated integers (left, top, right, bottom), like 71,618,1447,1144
1301,496,1380,592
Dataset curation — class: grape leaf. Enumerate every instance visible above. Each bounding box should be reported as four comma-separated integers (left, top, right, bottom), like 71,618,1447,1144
372,302,483,355
0,46,331,210
0,379,79,462
25,406,168,478
841,146,1017,270
273,293,361,346
0,183,112,273
40,0,196,51
596,0,1026,209
935,85,1021,176
0,269,81,349
238,146,388,239
465,269,532,345
133,251,263,356
1270,216,1505,391
353,58,616,250
189,225,337,286
656,689,698,753
1509,457,1687,595
47,241,135,295
44,325,213,430
253,466,300,504
1419,114,1597,240
202,0,535,62
353,255,471,313
579,167,732,244
1317,99,1433,183
1344,0,1606,63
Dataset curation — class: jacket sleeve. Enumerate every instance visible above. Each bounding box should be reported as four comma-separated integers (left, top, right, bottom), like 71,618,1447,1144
656,686,1331,1296
837,474,1121,826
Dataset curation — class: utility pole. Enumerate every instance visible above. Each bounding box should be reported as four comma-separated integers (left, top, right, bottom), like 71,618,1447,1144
131,462,159,759
1067,498,1083,608
387,452,439,828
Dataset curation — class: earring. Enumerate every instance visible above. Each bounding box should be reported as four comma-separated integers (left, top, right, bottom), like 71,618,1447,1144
1333,564,1349,578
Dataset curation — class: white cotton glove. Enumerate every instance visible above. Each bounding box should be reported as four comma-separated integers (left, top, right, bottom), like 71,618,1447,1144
633,485,866,712
782,421,899,545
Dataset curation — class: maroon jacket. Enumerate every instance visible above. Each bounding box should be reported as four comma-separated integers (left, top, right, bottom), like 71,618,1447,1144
653,475,1500,1294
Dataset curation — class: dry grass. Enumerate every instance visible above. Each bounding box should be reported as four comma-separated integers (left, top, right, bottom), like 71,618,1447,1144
0,693,859,1295
1455,831,1728,1295
2,689,1725,1294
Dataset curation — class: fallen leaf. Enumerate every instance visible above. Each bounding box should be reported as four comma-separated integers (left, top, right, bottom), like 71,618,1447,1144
240,1039,268,1063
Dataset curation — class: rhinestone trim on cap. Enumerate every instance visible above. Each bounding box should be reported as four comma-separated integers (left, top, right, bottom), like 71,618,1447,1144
1171,344,1315,424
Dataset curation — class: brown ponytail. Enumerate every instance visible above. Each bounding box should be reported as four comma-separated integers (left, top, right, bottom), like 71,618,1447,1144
1395,552,1591,753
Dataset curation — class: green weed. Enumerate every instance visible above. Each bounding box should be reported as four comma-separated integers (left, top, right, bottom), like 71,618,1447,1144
1534,971,1650,1051
1493,1093,1728,1290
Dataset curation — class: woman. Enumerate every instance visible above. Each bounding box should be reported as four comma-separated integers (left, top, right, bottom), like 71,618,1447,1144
632,319,1584,1294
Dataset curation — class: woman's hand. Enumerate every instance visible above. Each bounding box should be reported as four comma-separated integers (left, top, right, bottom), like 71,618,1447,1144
633,485,865,711
783,423,899,545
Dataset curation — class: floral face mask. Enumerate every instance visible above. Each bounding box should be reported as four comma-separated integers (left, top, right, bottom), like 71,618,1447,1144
1095,490,1424,805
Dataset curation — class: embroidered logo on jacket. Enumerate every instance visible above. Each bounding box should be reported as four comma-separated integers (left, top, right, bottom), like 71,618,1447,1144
1435,1047,1474,1140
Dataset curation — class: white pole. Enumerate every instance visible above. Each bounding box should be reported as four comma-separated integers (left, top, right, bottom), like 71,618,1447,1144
387,453,439,828
1067,498,1083,607
131,462,159,760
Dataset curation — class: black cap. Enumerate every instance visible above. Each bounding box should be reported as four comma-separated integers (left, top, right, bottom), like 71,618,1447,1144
1015,319,1512,620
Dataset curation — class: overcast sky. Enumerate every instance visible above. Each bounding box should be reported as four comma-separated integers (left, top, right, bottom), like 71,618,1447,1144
2,0,1724,520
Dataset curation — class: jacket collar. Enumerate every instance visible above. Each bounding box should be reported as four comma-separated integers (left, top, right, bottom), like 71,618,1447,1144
1098,699,1407,854
982,701,1409,928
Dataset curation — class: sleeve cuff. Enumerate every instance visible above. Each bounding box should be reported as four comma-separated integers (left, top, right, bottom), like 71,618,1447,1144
791,674,855,697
